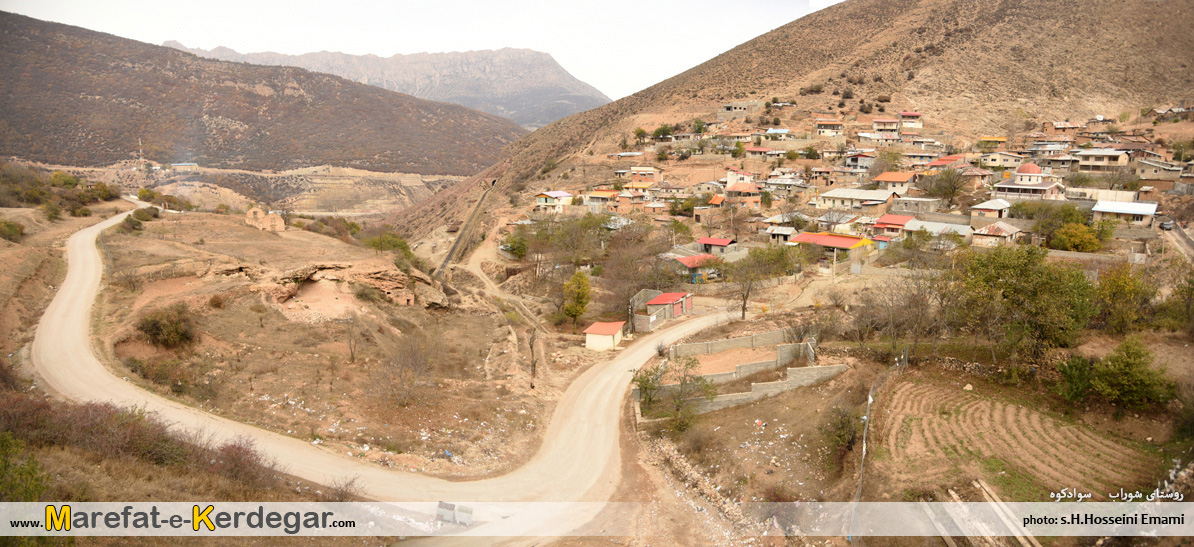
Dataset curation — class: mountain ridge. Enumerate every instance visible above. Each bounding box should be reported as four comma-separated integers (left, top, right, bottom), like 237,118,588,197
0,11,528,175
163,42,612,130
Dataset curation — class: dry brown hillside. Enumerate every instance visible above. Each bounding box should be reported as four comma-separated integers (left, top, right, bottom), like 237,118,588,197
0,11,528,175
495,0,1194,186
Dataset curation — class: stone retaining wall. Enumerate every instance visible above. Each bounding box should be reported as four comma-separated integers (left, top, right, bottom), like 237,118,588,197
670,328,796,358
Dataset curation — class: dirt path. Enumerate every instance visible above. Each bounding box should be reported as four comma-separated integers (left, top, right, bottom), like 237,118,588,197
29,203,735,535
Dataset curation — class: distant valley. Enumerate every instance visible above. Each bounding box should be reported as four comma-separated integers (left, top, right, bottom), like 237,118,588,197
165,43,612,130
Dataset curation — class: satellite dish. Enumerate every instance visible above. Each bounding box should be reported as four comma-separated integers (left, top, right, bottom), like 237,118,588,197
1095,115,1104,121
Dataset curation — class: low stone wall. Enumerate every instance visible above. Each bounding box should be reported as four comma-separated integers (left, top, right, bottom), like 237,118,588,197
692,364,847,414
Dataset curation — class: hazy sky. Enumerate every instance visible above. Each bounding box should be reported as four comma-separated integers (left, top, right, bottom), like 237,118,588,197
0,0,844,99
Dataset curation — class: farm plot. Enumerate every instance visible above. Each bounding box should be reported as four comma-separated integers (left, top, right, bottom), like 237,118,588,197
872,377,1164,501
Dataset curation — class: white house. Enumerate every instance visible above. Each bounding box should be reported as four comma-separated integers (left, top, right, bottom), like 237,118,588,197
1092,201,1158,228
583,321,626,351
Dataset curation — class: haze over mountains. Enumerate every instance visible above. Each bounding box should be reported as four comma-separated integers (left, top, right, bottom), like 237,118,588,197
0,11,528,175
164,43,612,130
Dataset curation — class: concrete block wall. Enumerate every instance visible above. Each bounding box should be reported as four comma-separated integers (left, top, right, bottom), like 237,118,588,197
670,328,795,359
687,364,848,414
632,307,668,333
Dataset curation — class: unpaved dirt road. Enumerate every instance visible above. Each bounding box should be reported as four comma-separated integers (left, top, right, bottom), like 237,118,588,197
29,206,732,534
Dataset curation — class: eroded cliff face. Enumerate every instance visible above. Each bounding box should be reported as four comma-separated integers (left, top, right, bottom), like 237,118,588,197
164,43,611,130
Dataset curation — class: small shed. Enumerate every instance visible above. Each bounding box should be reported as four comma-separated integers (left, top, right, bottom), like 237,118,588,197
584,321,626,351
697,237,737,254
645,292,693,319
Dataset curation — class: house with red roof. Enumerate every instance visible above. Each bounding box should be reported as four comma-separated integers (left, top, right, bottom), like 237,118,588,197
645,292,693,320
787,232,876,260
972,222,1023,248
534,191,573,214
726,182,762,209
583,321,626,351
673,253,721,283
872,118,900,132
872,172,917,195
697,237,738,254
872,214,915,237
814,119,844,137
745,146,772,158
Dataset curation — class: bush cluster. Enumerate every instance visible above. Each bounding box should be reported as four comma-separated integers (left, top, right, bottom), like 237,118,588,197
136,303,196,348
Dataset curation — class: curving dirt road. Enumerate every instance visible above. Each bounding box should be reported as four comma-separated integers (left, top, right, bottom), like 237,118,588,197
29,206,732,532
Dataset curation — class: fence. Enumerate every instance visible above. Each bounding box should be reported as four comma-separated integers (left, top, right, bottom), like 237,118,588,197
636,362,847,419
668,328,796,359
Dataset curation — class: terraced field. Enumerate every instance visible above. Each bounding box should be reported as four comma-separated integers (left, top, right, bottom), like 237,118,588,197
872,378,1164,501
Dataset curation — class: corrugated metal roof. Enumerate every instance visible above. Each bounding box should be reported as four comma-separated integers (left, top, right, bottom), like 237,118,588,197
1092,201,1157,216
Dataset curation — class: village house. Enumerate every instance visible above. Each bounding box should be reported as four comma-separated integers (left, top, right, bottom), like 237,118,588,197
745,146,772,158
872,118,900,132
1039,154,1078,174
971,221,1023,248
872,213,914,238
1043,121,1084,137
970,198,1011,219
858,132,901,147
814,119,844,137
645,292,694,320
960,166,995,189
814,211,860,234
1074,149,1129,173
898,111,924,130
245,207,285,232
533,190,572,214
170,162,199,172
1134,159,1184,180
816,188,898,214
624,180,655,192
690,180,725,195
844,152,876,169
980,151,1025,169
788,232,876,261
628,166,662,183
644,202,668,215
766,225,797,243
697,237,738,254
583,321,625,351
892,196,942,214
1091,201,1158,228
726,182,762,209
765,128,790,140
993,163,1065,201
976,136,1008,152
615,190,646,214
873,171,917,195
585,189,620,211
674,254,720,283
726,168,755,186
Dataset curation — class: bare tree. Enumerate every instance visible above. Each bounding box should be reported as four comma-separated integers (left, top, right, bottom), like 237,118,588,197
345,313,362,363
376,333,437,407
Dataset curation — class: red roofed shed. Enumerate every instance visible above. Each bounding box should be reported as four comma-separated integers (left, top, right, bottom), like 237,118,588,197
645,292,693,319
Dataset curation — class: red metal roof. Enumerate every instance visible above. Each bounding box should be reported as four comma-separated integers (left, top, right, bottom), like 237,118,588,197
583,321,626,336
675,254,718,268
873,172,915,183
745,147,771,152
1016,162,1042,175
697,237,735,246
708,195,726,205
899,111,923,117
646,292,689,306
790,232,874,250
874,214,915,227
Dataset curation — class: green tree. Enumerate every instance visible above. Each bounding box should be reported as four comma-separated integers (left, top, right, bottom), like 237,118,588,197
1091,338,1175,410
1056,356,1094,403
802,146,820,159
1049,223,1101,252
731,142,746,158
634,128,647,143
692,119,706,134
652,124,673,139
137,188,157,201
785,150,799,161
1096,263,1156,334
50,170,78,188
760,190,773,209
0,432,47,502
502,233,529,259
665,357,717,432
943,246,1096,357
562,270,591,331
631,361,668,412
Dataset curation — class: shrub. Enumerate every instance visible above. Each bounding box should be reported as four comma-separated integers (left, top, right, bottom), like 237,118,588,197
210,437,275,488
0,432,47,502
136,303,196,348
1056,356,1093,403
0,219,24,242
546,312,568,326
121,216,143,231
876,94,892,103
207,294,225,309
1091,338,1175,410
132,207,158,222
42,202,61,221
354,284,388,304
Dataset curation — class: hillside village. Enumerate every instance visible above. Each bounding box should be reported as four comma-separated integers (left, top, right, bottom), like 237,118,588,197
509,102,1194,290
